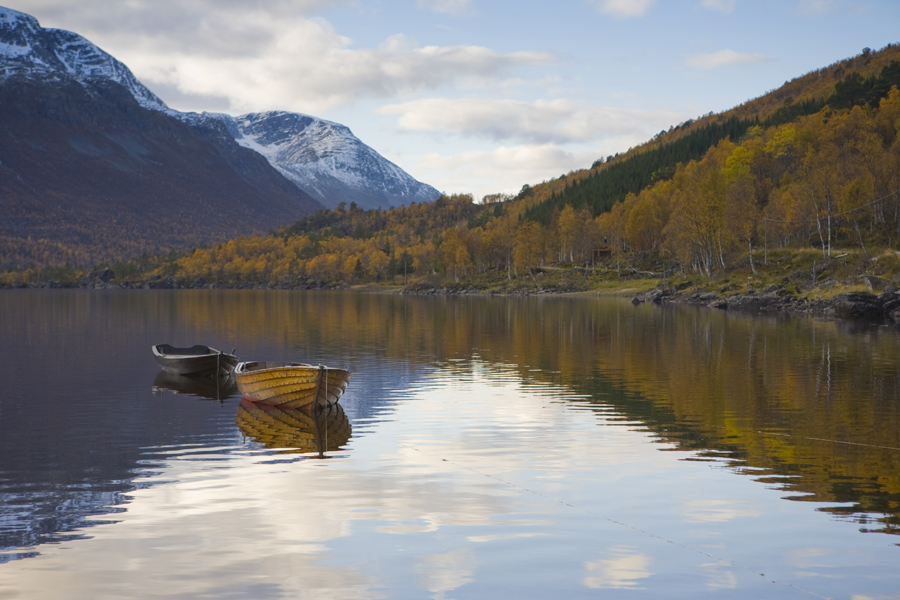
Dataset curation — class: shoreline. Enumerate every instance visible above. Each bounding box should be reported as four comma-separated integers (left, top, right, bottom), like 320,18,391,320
7,276,900,328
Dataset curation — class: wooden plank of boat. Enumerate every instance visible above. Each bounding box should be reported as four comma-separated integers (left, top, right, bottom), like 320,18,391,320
152,344,239,378
233,361,351,408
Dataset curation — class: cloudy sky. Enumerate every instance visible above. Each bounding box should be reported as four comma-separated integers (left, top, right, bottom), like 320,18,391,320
12,0,900,201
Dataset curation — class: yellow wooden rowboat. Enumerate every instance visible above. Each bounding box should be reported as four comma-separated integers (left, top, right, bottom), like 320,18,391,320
233,361,351,408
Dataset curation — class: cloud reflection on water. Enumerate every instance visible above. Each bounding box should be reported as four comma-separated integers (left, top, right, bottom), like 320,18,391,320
583,546,653,589
682,499,763,523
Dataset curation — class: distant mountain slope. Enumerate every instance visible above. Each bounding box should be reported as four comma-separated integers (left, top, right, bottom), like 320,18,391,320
0,5,440,212
0,7,321,268
208,111,441,211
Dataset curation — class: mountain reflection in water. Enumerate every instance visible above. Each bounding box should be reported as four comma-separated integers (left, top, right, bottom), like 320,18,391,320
1,289,899,597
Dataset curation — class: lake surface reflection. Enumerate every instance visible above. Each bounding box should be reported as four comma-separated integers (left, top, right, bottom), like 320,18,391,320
1,289,899,598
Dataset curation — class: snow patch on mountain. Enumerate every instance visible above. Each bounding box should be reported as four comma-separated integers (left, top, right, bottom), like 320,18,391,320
0,6,167,111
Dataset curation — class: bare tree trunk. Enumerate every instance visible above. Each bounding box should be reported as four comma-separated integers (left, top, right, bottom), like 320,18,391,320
813,203,827,259
717,232,726,269
748,238,757,275
854,220,868,256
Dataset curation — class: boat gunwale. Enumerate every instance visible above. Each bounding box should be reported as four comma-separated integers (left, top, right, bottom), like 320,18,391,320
235,361,348,372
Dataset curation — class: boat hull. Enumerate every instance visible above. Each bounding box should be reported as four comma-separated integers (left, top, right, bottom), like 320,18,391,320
152,344,239,378
234,361,351,408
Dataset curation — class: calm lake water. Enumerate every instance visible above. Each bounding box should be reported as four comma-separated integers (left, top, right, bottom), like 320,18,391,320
1,289,899,599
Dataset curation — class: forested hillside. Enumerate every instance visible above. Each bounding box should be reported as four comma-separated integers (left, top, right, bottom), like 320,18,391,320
524,46,900,223
6,43,900,293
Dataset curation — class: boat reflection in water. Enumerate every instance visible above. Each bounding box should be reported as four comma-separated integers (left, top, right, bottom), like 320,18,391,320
235,396,351,457
152,370,239,401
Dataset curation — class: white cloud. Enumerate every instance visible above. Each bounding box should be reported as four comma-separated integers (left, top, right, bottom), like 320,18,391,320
161,31,553,113
685,49,771,70
414,143,600,200
18,1,553,114
378,97,685,145
393,96,690,198
589,0,656,18
699,0,737,14
421,144,585,173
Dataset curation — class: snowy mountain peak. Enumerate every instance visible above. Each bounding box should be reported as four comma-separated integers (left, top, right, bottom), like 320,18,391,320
0,6,167,111
207,110,441,210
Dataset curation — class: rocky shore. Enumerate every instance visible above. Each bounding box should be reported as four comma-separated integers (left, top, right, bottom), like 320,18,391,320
629,285,900,326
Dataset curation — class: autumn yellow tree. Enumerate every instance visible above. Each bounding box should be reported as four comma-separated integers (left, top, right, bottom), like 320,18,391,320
485,214,518,279
513,220,544,281
557,204,577,263
597,198,629,276
625,182,671,254
664,148,729,276
441,227,473,282
575,207,599,265
723,141,761,273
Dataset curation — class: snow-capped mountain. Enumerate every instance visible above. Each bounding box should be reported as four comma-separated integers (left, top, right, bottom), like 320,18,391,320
0,6,321,268
0,7,166,111
0,6,440,212
211,111,441,210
